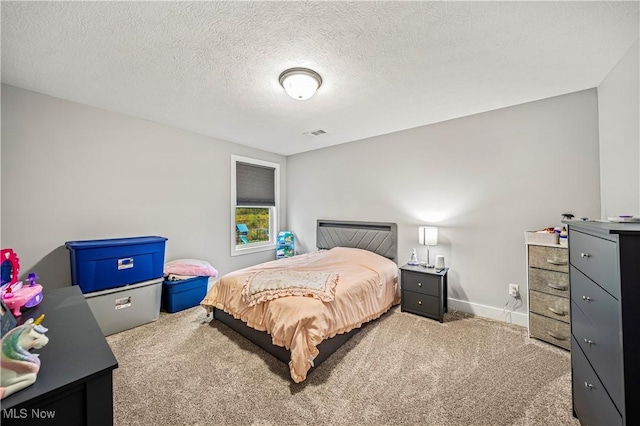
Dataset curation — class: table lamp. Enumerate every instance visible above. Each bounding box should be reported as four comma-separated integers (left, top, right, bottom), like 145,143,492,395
418,226,438,268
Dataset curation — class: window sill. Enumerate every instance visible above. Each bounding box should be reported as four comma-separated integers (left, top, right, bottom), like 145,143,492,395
231,242,275,257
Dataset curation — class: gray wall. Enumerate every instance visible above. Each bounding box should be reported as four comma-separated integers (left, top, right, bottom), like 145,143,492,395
1,85,286,289
287,89,601,324
598,39,640,219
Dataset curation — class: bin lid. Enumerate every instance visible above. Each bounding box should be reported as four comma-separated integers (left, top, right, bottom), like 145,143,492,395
65,236,168,250
163,276,207,286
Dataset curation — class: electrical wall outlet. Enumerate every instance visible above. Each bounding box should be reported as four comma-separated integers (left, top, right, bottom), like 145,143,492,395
509,283,519,297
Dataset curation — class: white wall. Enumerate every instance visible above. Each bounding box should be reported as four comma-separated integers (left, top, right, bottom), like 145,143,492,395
1,85,286,289
287,89,601,324
598,39,640,218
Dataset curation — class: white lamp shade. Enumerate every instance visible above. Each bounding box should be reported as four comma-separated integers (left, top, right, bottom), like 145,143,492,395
418,226,438,246
279,68,322,100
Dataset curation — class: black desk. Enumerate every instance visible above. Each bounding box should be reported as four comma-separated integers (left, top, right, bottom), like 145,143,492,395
1,286,118,425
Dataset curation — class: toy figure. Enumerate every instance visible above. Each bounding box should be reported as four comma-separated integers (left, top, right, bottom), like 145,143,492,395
1,273,44,317
408,248,419,266
1,249,20,286
0,314,49,399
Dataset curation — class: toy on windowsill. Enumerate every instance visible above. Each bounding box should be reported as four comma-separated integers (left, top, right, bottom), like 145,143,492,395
0,314,49,399
1,273,44,317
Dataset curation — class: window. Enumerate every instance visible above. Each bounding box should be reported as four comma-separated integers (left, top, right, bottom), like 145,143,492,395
231,155,279,256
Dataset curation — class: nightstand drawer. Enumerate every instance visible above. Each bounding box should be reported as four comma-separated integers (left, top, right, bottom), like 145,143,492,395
528,267,569,297
529,290,570,323
402,271,439,297
528,245,568,273
571,338,622,426
529,313,570,350
569,230,619,299
402,290,440,318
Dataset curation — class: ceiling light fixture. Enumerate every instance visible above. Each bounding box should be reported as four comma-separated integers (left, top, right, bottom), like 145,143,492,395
279,67,322,100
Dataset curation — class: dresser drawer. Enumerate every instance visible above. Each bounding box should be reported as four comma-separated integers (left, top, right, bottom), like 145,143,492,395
569,230,619,299
570,266,622,328
401,271,439,297
528,245,568,273
529,312,570,350
571,296,623,409
571,338,622,426
529,290,570,323
528,267,569,297
402,290,440,318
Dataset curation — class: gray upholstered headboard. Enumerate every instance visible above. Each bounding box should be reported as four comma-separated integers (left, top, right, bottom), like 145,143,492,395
316,220,398,263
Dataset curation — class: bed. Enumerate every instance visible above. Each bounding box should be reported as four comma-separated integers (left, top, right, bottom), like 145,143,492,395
201,219,399,383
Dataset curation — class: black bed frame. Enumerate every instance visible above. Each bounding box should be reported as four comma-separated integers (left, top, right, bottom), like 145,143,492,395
213,219,398,373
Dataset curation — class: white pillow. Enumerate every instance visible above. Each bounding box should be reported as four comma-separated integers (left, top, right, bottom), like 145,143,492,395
164,259,218,277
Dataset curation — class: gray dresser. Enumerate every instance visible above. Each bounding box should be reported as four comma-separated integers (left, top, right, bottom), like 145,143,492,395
568,221,640,426
527,243,570,350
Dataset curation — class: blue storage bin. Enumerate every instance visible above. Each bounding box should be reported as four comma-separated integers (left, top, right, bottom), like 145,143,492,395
65,236,168,293
162,276,208,313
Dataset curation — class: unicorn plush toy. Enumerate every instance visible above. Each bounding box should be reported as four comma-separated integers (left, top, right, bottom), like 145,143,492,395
0,314,49,399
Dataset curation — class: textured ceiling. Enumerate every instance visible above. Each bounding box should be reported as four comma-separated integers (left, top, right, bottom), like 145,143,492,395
2,1,638,156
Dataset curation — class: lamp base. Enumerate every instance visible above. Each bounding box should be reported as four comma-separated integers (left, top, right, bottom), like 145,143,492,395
423,246,435,268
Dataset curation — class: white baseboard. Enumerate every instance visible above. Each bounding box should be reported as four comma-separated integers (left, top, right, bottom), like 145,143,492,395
448,298,528,327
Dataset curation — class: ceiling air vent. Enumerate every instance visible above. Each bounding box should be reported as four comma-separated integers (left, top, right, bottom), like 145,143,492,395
303,129,326,137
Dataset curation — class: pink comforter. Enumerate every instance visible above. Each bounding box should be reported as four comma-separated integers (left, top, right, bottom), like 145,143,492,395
201,247,399,382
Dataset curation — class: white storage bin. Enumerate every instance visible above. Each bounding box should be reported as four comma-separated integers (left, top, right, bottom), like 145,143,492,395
524,231,559,246
84,278,162,336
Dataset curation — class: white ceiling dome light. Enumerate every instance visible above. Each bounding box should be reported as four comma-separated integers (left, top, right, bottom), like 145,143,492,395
279,68,323,100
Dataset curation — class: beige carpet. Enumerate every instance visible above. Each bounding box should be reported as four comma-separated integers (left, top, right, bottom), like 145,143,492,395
106,306,579,426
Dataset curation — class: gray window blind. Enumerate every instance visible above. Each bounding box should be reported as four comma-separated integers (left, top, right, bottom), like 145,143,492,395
236,161,275,206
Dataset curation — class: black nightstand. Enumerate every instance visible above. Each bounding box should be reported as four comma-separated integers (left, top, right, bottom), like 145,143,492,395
400,264,449,323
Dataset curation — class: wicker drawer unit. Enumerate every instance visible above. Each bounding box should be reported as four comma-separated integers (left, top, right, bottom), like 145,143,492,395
526,243,570,350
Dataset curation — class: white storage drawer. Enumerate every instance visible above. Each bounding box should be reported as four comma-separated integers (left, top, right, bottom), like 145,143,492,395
84,278,162,336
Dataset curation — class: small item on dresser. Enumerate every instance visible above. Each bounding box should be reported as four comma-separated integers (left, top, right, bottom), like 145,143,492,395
1,248,20,286
435,255,445,271
0,314,49,399
524,230,559,245
407,248,419,266
607,215,640,222
559,228,568,246
0,300,17,337
0,272,44,317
